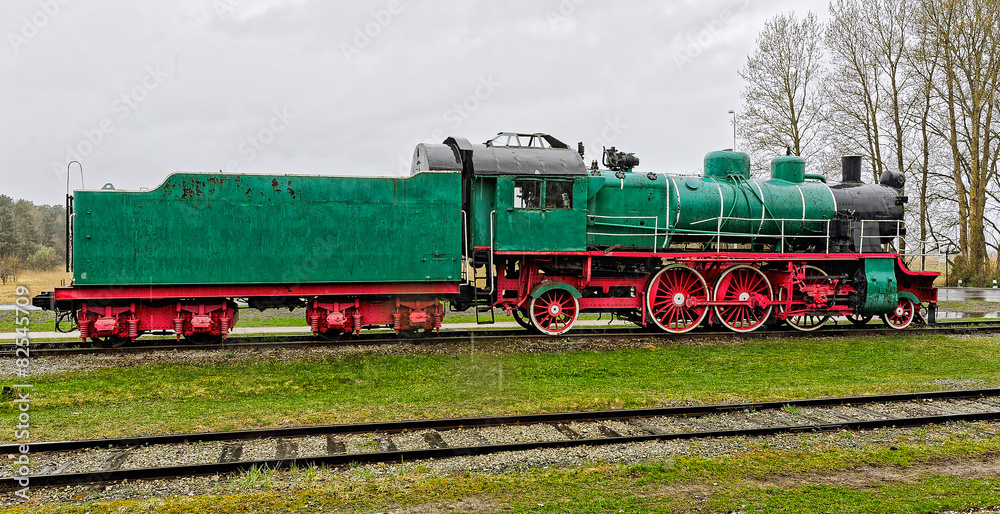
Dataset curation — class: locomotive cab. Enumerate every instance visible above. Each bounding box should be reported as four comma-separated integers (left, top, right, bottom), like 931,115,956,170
413,132,589,313
411,132,588,253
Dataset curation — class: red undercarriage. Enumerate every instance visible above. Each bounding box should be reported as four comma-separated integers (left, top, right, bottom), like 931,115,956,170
488,250,938,335
55,250,939,343
56,282,455,344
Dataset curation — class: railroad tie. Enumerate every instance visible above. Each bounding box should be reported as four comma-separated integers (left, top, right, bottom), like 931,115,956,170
100,451,130,472
218,443,244,463
275,439,298,460
326,435,346,455
597,424,623,438
377,436,398,452
820,409,859,422
629,420,669,436
673,417,709,432
422,431,449,449
552,423,583,440
744,415,775,428
919,402,970,415
975,398,1000,409
847,406,892,419
467,432,490,446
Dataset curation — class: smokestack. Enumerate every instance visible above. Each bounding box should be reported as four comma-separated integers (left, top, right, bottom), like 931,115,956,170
841,155,862,183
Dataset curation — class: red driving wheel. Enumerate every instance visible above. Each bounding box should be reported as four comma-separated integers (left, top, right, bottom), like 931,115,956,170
713,265,773,333
645,264,709,333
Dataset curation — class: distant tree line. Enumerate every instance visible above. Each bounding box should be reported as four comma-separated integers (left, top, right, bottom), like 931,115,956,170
0,195,66,284
737,0,999,286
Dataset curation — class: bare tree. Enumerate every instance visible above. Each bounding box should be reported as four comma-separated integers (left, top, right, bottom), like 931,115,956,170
906,2,941,259
738,12,825,172
917,0,1000,281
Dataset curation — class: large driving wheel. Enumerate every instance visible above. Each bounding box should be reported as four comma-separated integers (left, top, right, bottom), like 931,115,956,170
845,313,873,326
713,265,773,332
646,264,710,333
511,307,537,332
779,265,832,332
881,297,916,329
529,289,579,335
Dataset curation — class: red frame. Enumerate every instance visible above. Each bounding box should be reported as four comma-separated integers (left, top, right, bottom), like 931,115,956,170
61,282,456,342
490,250,938,330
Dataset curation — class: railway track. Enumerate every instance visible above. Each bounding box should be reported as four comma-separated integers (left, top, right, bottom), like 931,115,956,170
5,319,1000,357
3,388,1000,489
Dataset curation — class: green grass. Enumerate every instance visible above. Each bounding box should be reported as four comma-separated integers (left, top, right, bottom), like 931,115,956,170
233,316,307,327
4,334,999,442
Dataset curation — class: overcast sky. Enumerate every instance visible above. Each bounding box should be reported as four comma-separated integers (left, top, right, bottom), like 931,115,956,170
3,0,829,205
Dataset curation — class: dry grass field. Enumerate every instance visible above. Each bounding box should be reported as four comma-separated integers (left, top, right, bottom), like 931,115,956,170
0,266,72,303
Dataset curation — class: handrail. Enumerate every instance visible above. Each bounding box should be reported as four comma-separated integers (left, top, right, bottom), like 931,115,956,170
693,216,832,253
461,210,468,284
486,210,496,296
586,215,664,247
65,161,83,273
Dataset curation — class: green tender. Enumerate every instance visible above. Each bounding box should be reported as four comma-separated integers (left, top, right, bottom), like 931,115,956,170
72,172,463,286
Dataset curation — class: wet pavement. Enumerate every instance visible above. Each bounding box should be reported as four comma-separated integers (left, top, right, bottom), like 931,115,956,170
938,287,1000,302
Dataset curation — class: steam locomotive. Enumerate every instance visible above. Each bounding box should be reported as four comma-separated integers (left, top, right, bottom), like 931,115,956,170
34,132,937,345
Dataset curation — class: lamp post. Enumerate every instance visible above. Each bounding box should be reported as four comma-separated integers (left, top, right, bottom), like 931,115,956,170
727,110,736,150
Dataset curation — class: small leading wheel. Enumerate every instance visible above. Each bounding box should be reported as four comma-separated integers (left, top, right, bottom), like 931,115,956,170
845,313,873,326
881,297,916,329
511,307,537,332
529,289,579,335
646,264,710,333
713,265,773,332
780,265,832,332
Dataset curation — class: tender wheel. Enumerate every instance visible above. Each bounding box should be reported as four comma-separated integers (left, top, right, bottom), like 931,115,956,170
881,297,916,329
316,329,344,340
713,264,773,333
845,313,873,326
780,265,832,332
511,307,537,332
184,333,223,344
646,264,710,333
529,289,579,335
92,336,129,348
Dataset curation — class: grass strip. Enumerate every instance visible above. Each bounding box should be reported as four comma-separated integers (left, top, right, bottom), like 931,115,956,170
7,435,1000,513
2,334,999,442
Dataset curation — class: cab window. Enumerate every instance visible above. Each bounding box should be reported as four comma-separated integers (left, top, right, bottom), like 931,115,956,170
545,181,573,209
514,180,541,209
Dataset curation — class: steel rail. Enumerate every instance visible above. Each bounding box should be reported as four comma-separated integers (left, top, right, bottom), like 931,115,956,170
3,388,1000,489
5,320,1000,357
